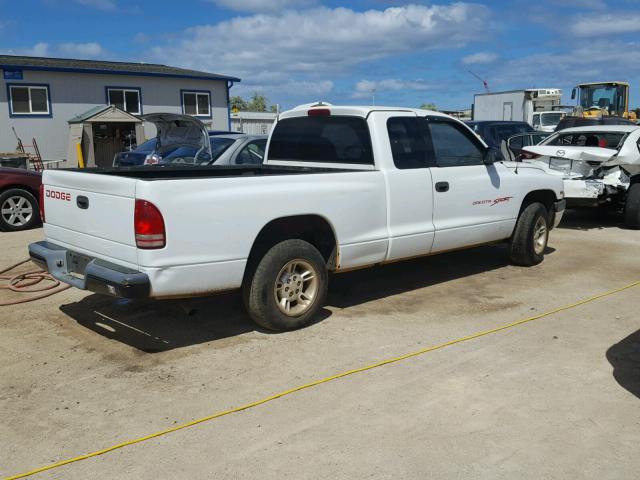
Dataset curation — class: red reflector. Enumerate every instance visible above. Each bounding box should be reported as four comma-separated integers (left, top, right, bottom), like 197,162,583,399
38,184,45,223
308,108,331,116
134,199,165,249
518,150,541,161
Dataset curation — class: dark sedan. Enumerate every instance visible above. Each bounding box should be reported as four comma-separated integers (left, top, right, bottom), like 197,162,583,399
0,167,42,231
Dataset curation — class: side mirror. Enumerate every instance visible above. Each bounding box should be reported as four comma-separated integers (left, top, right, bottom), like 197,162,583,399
571,88,576,100
483,148,498,165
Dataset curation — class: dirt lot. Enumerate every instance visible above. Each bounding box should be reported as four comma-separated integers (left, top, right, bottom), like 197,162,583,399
1,210,639,479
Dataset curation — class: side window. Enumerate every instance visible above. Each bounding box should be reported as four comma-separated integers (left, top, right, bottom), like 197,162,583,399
532,114,540,127
386,117,429,169
427,121,484,167
509,135,524,150
235,140,266,165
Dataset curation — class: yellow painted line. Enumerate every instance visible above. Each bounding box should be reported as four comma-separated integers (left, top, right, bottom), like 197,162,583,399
5,279,640,480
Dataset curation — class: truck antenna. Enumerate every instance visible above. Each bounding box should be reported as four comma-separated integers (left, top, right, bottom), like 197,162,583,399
468,70,489,93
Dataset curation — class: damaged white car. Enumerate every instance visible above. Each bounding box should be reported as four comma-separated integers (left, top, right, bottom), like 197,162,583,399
520,125,640,228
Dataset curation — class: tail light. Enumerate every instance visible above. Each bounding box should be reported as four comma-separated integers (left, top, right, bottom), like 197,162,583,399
39,184,45,222
143,153,161,165
518,150,541,161
134,199,165,249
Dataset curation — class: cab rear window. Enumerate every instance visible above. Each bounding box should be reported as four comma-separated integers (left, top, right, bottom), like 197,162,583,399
268,116,373,164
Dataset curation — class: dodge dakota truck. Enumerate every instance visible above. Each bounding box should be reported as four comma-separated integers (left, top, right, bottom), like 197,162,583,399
30,106,565,331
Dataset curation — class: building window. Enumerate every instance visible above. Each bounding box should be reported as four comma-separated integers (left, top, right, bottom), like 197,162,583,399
106,87,141,115
8,84,51,116
182,90,211,117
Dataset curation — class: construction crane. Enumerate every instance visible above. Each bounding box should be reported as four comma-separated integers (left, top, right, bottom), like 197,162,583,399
468,70,489,93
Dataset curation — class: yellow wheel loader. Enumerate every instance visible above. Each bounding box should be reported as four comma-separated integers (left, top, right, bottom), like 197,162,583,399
571,82,637,120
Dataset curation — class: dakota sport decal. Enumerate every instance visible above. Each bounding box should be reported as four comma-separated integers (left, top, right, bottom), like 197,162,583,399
472,196,513,207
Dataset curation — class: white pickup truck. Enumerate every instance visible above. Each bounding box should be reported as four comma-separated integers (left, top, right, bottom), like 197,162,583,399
30,106,565,331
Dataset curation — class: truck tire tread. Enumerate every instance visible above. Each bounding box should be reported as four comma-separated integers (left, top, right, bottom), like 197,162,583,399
244,239,328,331
509,202,548,267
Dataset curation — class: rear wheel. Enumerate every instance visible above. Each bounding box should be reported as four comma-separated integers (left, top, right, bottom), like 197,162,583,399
509,202,549,266
244,239,328,331
623,183,640,229
0,188,40,232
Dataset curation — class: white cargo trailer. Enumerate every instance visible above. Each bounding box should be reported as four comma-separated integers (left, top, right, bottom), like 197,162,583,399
473,89,562,125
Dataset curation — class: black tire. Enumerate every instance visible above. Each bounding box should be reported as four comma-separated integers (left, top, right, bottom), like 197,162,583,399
623,183,640,229
244,239,328,331
509,202,549,266
0,188,40,232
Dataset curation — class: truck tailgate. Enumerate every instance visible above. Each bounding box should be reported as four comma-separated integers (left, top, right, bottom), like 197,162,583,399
42,170,139,267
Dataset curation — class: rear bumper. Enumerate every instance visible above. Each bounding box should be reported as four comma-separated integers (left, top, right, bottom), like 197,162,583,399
28,241,150,299
551,198,566,228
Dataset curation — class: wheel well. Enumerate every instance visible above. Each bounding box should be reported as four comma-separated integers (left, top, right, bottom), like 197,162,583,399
630,174,640,186
0,184,38,199
520,190,556,215
246,215,338,277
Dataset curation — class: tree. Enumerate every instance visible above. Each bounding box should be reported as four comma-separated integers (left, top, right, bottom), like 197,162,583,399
247,92,267,112
420,102,438,111
231,93,277,112
230,95,247,111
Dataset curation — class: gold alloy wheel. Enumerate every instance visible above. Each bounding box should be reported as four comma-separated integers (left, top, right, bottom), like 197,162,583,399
273,259,319,316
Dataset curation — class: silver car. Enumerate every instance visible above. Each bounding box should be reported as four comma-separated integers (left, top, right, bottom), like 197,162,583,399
156,134,267,166
209,133,268,165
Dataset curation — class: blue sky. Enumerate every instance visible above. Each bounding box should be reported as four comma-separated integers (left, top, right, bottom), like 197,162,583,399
2,0,640,110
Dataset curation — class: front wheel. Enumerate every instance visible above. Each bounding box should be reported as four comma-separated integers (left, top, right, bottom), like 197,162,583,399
509,202,549,266
244,239,328,331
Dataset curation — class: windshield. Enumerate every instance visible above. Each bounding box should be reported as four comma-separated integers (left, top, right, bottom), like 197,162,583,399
211,137,236,160
540,113,564,126
543,131,626,149
269,116,373,164
579,84,626,114
135,138,157,153
487,124,533,145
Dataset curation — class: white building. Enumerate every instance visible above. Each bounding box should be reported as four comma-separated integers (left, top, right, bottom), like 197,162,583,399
230,111,277,135
0,55,240,166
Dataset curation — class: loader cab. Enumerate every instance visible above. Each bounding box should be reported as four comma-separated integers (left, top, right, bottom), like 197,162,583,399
573,82,633,119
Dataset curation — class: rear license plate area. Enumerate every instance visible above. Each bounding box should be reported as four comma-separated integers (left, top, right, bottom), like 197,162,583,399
66,251,91,278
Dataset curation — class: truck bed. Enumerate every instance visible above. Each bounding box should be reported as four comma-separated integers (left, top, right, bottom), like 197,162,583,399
61,164,352,180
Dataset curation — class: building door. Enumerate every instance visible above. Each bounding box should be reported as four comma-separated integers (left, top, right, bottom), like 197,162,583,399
502,102,513,121
92,122,137,168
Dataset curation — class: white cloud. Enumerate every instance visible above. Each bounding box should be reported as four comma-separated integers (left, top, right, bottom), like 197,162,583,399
461,51,497,65
208,0,315,13
352,78,433,98
570,13,640,36
492,40,640,92
149,3,490,80
0,42,51,57
73,0,117,11
58,42,106,58
1,41,107,59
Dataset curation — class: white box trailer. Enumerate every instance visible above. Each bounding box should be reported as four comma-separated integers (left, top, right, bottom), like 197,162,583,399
473,89,562,125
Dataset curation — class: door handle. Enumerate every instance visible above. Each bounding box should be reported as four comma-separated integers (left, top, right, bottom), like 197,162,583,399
435,181,449,192
76,196,89,209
